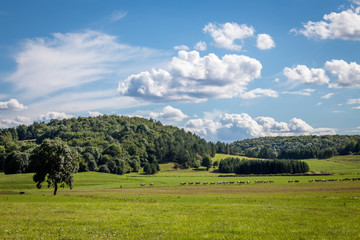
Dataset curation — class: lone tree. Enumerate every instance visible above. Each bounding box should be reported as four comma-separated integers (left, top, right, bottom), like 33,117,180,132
30,138,79,195
201,156,212,171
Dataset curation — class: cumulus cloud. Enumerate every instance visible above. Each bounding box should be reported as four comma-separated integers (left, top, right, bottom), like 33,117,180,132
149,105,188,121
37,112,74,122
321,93,335,99
282,89,316,96
118,50,270,102
325,59,360,88
203,22,254,51
291,6,360,40
256,34,276,50
185,113,335,142
0,99,27,111
7,30,165,100
194,41,207,51
174,45,189,51
283,65,329,87
0,116,31,128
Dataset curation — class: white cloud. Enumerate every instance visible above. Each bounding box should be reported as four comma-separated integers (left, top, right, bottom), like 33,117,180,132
325,59,360,88
347,98,360,109
321,93,335,99
347,98,360,104
88,111,103,117
0,99,27,111
174,45,189,51
37,112,74,122
149,105,188,121
184,118,221,140
110,10,127,22
283,65,329,87
203,22,254,51
185,113,335,142
282,89,316,96
256,34,276,50
194,41,207,51
291,6,360,40
118,50,269,102
7,30,166,100
0,116,31,128
240,88,279,99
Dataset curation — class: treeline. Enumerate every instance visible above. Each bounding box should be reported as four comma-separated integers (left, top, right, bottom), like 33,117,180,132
0,115,216,175
226,135,360,159
218,157,309,174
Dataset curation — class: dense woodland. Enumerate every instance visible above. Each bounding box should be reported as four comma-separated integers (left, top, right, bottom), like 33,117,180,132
218,157,309,174
216,135,360,159
0,115,216,175
1,115,359,176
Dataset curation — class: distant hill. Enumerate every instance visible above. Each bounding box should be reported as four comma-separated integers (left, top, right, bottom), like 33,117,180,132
0,115,216,174
227,135,360,159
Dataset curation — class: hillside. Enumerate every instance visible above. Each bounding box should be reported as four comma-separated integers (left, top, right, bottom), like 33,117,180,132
228,135,360,159
0,115,216,175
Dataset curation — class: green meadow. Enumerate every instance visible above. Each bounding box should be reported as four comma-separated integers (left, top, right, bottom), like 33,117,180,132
1,155,360,239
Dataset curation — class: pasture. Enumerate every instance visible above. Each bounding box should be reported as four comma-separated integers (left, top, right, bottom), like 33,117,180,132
1,155,360,239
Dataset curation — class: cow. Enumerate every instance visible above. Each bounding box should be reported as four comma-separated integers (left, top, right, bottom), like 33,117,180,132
203,182,208,185
246,181,251,184
188,182,194,185
229,181,234,184
288,180,293,183
140,183,146,187
269,180,274,183
294,180,299,183
308,180,313,183
195,182,201,185
180,182,186,185
150,183,154,186
210,182,216,185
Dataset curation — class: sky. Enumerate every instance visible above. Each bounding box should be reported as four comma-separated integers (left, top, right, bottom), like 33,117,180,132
0,0,360,142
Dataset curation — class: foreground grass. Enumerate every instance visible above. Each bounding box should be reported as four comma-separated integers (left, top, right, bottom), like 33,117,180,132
1,171,360,239
1,154,360,239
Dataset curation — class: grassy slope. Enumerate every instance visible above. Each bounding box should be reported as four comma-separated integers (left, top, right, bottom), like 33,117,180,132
1,154,360,239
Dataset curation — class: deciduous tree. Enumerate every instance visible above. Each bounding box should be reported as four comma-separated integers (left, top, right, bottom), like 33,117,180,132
30,138,79,195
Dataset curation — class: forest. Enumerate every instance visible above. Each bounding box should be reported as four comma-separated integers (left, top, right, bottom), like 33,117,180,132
218,157,309,174
0,115,216,175
1,115,359,176
215,135,360,159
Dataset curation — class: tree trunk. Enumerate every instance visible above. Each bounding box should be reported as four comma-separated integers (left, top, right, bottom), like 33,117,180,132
54,182,58,195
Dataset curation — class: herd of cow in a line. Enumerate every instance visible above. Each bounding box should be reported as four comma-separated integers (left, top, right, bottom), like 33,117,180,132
138,177,360,187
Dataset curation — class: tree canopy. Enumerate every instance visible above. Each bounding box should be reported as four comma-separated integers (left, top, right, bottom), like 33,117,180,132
0,115,216,175
30,138,79,195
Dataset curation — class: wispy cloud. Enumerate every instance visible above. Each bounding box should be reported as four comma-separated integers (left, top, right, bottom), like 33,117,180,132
6,30,168,100
110,10,127,22
282,89,316,96
321,93,335,99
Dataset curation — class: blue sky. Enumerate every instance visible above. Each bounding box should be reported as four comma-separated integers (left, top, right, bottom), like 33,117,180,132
0,0,360,142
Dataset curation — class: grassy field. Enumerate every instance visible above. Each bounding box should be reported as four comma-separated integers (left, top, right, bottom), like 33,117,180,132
1,154,360,239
